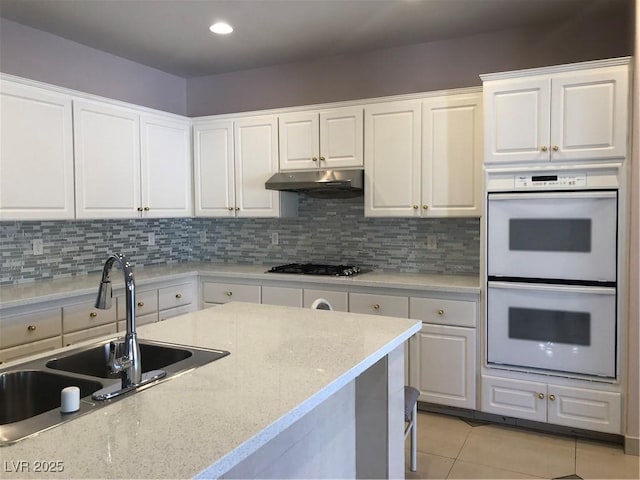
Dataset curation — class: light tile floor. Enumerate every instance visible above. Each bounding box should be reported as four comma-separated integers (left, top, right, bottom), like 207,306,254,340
405,412,639,479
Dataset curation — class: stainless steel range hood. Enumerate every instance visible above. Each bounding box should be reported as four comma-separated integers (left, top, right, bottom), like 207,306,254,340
265,169,364,199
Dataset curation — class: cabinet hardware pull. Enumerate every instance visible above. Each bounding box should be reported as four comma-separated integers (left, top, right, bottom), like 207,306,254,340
89,312,98,318
537,393,545,399
228,207,234,211
137,207,143,212
225,291,233,296
27,325,37,332
552,146,559,152
549,394,556,401
373,304,380,310
319,156,325,161
437,309,444,315
175,293,182,299
422,205,428,209
312,157,318,162
137,302,144,307
540,146,548,152
413,205,419,209
144,207,150,211
235,207,240,211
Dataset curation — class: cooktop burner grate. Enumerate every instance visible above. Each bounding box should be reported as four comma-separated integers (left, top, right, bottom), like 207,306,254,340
267,263,361,276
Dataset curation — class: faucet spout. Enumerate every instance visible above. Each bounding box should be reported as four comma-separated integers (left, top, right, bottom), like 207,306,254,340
95,253,142,387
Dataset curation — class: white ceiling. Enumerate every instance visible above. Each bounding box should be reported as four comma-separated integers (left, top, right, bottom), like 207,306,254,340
0,0,630,78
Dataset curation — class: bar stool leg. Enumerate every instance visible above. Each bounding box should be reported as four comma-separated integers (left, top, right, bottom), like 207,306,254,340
410,401,417,472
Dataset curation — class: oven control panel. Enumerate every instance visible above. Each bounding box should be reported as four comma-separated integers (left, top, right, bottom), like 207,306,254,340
515,173,587,189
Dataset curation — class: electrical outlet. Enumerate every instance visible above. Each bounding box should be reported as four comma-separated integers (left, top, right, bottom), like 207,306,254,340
148,232,155,246
199,231,207,243
271,232,279,245
425,234,438,250
32,239,43,255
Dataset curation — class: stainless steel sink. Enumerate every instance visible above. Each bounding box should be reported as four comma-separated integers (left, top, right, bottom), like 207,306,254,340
0,338,229,445
46,342,193,378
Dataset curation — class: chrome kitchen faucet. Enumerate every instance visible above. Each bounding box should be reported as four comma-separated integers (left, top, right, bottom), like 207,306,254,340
92,253,166,400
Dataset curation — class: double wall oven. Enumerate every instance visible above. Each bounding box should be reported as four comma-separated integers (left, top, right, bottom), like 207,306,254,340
486,171,619,379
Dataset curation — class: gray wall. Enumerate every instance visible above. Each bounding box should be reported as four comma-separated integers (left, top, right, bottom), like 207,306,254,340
187,3,632,116
0,18,187,115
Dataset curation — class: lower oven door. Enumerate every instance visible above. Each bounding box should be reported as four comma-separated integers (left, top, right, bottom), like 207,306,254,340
487,281,616,378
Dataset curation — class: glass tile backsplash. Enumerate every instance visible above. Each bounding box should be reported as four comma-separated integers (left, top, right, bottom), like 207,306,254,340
0,196,479,285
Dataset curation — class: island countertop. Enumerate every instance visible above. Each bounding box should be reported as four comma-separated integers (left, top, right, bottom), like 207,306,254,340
0,302,421,479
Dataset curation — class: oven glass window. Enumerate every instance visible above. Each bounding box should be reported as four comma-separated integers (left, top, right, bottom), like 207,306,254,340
508,307,591,346
509,219,591,252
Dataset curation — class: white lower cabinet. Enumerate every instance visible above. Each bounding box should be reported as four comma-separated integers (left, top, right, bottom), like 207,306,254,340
348,292,409,317
0,337,62,364
262,286,303,307
410,324,476,409
481,375,622,434
303,289,348,312
63,323,117,346
201,281,261,306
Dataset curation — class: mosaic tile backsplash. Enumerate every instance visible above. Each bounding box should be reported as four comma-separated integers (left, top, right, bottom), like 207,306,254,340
0,196,479,285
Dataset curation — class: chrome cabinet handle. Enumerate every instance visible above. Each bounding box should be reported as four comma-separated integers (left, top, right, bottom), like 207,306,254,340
175,293,182,299
372,304,380,310
27,325,37,332
144,207,150,211
537,393,545,399
137,207,143,212
89,312,98,318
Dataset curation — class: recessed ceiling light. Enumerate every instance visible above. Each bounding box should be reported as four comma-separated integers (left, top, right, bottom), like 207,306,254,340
209,22,233,35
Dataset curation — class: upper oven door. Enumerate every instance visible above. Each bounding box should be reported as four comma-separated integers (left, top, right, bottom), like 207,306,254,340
487,190,617,282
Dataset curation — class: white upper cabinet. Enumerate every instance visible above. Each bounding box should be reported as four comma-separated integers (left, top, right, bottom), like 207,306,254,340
365,93,482,218
483,60,629,164
422,93,482,217
279,106,363,171
364,100,422,217
0,80,75,220
75,100,191,219
194,115,296,218
74,100,141,219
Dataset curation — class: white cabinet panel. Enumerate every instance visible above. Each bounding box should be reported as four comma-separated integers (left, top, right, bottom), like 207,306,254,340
548,385,621,434
422,93,482,216
410,297,476,327
63,323,117,346
411,324,475,409
62,301,117,333
0,80,75,219
116,289,158,321
279,112,320,170
262,286,303,307
0,307,61,349
202,282,261,304
481,375,547,422
303,289,348,312
74,100,141,218
349,292,408,317
364,100,421,217
140,115,192,217
0,336,62,364
158,282,194,311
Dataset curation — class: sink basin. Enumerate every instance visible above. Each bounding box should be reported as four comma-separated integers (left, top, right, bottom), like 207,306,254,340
0,370,103,425
0,338,229,445
46,342,193,378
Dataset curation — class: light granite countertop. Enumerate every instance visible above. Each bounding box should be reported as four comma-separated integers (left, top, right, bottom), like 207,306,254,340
0,302,422,479
0,262,480,309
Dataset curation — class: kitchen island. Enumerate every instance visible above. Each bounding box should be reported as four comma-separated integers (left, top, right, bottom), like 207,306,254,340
0,302,421,479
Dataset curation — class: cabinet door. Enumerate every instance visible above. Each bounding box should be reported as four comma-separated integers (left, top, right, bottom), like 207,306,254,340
279,111,320,170
349,292,408,317
140,115,192,217
319,106,363,169
0,307,61,349
193,120,235,217
550,67,629,162
410,324,475,409
202,282,261,304
483,77,550,164
235,115,281,217
481,375,547,422
74,100,141,218
262,286,303,307
548,385,621,434
0,81,75,220
422,93,482,217
364,101,421,217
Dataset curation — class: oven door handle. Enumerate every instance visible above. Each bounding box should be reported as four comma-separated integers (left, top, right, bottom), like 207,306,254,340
488,191,617,201
487,281,616,295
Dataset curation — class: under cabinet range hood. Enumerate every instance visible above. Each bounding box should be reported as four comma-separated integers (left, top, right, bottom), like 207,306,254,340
265,169,364,199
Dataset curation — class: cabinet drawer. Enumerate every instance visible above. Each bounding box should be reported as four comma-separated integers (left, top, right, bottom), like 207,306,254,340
159,304,196,322
117,312,157,332
202,282,261,304
410,297,476,327
158,283,193,310
262,286,303,307
0,336,62,364
303,289,348,312
117,290,158,320
349,293,408,317
0,307,62,348
63,323,117,346
63,302,117,333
